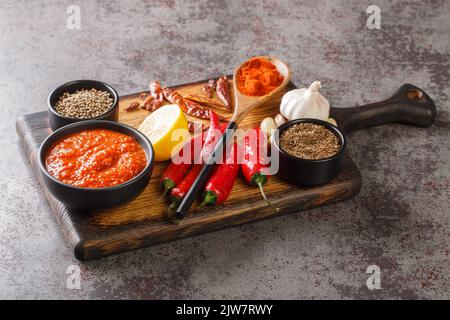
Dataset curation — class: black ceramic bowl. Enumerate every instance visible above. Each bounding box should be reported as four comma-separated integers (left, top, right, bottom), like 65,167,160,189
47,80,119,131
38,120,154,211
272,118,346,186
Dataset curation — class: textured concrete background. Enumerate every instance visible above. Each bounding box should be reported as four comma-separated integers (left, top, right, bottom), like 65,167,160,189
1,0,449,299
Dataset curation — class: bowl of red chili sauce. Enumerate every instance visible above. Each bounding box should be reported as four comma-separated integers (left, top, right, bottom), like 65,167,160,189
38,120,154,210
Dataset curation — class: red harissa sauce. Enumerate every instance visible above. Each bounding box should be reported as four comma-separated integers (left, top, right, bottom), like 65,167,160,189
46,129,147,188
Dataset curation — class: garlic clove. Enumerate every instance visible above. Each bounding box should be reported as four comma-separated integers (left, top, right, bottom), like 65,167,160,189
274,113,287,127
260,117,277,140
326,117,337,126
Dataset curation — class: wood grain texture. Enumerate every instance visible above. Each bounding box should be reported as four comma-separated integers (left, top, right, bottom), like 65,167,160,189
16,79,362,261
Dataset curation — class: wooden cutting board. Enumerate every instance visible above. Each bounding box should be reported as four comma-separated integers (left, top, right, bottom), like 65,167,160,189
16,79,362,260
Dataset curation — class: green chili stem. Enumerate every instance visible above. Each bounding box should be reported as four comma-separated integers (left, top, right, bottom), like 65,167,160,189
255,175,279,213
161,188,169,199
167,202,177,218
162,179,175,197
198,191,216,209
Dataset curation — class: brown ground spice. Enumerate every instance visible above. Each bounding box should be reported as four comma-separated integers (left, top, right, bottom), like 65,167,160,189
280,123,340,160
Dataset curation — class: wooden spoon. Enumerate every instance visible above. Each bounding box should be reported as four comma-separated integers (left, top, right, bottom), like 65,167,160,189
174,56,292,219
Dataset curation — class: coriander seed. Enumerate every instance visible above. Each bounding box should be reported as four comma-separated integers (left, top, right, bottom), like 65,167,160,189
54,88,113,119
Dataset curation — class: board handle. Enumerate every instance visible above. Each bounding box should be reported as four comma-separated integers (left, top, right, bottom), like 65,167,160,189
332,84,436,135
175,121,238,220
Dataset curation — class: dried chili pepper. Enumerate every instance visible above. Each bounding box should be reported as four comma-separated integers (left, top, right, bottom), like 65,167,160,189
163,87,227,121
149,80,164,111
184,99,213,120
185,94,225,110
167,110,223,218
162,87,184,106
241,127,278,211
216,75,232,112
141,95,154,110
162,87,211,120
202,79,216,98
198,140,239,207
125,101,140,112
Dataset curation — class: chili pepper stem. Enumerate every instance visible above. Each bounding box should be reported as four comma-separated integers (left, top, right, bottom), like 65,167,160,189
197,191,216,210
159,189,170,204
162,179,175,197
255,178,279,212
167,198,183,224
167,202,180,221
159,179,175,202
197,201,206,210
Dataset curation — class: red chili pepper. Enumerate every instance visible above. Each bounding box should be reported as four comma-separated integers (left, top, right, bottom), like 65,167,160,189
241,127,278,211
198,140,240,207
220,122,228,132
167,110,222,218
167,164,203,216
200,112,224,163
159,133,204,197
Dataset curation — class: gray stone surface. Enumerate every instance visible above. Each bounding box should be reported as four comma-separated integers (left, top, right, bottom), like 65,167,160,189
0,0,449,299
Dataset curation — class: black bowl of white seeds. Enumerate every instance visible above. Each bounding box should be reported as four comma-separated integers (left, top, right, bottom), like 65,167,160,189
47,80,119,130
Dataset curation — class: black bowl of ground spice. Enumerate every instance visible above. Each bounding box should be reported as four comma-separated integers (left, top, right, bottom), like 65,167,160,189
272,118,346,186
47,80,119,131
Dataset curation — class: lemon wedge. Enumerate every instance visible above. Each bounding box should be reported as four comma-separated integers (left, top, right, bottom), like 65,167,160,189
138,104,189,161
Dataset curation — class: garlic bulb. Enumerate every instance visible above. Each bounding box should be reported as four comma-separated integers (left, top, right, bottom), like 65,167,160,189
274,113,286,127
260,117,277,140
280,81,330,121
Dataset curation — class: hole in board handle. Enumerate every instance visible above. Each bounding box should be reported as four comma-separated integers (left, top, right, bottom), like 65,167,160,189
406,89,424,100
